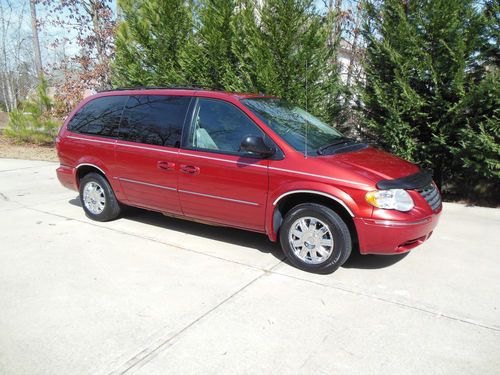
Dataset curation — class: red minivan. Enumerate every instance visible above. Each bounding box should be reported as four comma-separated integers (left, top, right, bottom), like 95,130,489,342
56,88,442,273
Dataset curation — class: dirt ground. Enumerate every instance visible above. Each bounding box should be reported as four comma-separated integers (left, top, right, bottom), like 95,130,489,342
0,135,58,162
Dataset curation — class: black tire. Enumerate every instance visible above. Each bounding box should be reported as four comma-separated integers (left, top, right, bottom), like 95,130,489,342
279,203,352,274
79,172,122,222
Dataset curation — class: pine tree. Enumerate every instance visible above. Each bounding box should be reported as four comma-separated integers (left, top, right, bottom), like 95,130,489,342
454,0,500,198
360,0,495,192
113,0,194,86
112,0,344,124
181,0,240,90
230,0,265,92
240,0,342,122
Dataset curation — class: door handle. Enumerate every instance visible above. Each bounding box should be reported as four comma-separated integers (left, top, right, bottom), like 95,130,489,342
180,165,200,175
157,161,175,171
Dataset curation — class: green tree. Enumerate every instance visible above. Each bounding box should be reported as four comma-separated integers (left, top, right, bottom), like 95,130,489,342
181,0,240,90
112,0,343,123
238,0,342,122
5,78,59,145
360,0,497,193
229,0,265,92
113,0,194,86
454,0,500,198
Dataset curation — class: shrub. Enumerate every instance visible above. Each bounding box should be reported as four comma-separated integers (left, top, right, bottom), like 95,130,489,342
4,79,60,145
360,0,499,204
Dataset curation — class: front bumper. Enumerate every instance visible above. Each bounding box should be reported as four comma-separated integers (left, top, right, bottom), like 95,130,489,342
354,210,441,254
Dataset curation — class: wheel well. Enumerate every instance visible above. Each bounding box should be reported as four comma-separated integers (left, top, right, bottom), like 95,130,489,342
273,192,359,252
75,165,106,187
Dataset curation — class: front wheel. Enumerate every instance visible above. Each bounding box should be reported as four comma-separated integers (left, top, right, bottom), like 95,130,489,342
279,203,352,274
79,172,122,222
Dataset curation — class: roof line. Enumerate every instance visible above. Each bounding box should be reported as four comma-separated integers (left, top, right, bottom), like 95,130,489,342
98,85,208,93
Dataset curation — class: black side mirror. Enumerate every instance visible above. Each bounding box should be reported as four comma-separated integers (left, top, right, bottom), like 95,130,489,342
240,135,275,157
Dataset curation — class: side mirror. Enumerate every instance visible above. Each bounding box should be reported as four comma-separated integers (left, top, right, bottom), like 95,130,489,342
240,135,275,157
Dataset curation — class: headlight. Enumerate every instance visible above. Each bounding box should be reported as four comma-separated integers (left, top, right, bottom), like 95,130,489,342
365,189,414,212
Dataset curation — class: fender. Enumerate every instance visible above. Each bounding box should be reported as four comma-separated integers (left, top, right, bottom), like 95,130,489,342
75,162,107,176
73,157,110,183
73,158,129,204
73,157,116,188
265,181,361,241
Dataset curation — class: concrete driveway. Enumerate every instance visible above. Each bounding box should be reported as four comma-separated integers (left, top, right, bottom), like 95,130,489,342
0,158,499,375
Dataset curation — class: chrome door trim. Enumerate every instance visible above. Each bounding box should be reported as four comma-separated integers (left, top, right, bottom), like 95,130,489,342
179,151,267,169
69,135,368,189
178,189,259,206
116,141,178,155
118,177,176,191
67,135,116,146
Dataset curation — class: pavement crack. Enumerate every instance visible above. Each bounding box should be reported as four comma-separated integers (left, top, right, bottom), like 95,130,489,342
26,206,281,273
23,208,500,335
271,271,500,333
0,192,9,201
108,264,281,375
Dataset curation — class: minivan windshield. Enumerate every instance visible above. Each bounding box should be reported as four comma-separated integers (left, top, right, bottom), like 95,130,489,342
241,98,358,156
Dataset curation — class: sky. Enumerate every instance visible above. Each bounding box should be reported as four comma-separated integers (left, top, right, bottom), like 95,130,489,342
1,0,357,71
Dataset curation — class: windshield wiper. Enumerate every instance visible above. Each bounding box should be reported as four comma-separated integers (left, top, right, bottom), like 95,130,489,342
317,137,355,155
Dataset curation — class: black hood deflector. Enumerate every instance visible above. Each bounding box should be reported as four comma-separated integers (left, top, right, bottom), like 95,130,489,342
376,171,432,190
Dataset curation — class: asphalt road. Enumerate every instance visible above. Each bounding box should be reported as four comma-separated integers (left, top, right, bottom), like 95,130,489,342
0,158,499,375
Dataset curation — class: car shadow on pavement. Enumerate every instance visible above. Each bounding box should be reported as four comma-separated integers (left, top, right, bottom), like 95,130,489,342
70,198,408,271
69,198,285,262
342,251,409,270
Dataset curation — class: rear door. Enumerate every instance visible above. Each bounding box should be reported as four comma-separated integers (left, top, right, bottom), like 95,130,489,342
114,95,191,214
177,97,269,231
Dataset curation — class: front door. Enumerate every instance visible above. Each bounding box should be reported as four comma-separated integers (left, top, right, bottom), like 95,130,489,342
114,95,191,214
177,98,269,231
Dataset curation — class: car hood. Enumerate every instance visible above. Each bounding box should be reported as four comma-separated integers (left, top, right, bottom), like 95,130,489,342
318,146,420,184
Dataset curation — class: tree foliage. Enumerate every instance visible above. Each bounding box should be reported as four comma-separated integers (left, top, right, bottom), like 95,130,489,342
113,0,193,86
5,78,59,145
360,0,499,196
112,0,343,122
181,0,240,90
246,0,342,122
41,0,117,112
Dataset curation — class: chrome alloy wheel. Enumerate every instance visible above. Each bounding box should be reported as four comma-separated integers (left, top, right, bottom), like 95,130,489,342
83,181,106,215
288,217,334,264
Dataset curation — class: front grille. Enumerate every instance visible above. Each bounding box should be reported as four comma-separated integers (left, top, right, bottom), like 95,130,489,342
417,183,442,211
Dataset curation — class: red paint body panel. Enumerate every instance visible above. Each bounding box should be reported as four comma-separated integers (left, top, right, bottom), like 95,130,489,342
56,88,442,256
114,140,182,214
56,164,75,190
354,208,441,254
177,150,269,231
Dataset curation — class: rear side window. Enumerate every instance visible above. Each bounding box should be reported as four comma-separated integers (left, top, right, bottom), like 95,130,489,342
120,95,191,147
67,96,127,138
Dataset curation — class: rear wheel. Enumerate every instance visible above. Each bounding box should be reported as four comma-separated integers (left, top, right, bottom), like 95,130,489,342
80,172,121,222
279,203,351,274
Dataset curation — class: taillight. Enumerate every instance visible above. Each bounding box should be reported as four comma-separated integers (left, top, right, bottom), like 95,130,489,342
55,136,62,154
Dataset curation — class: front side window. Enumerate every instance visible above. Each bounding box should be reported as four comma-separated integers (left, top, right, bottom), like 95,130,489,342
67,95,127,138
187,98,266,155
241,98,349,155
120,95,191,147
